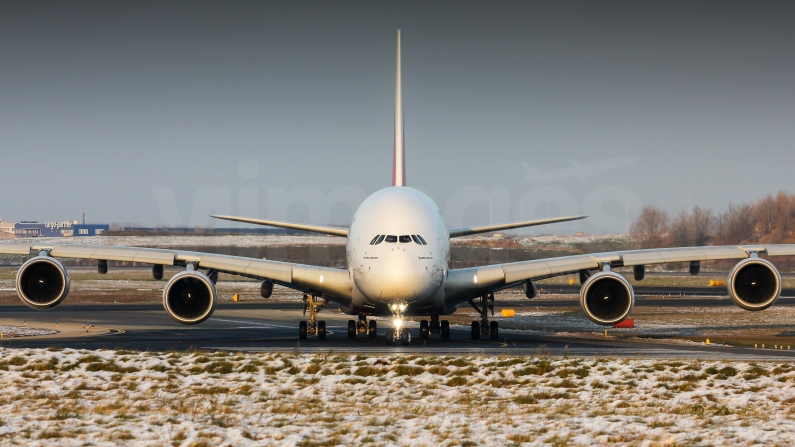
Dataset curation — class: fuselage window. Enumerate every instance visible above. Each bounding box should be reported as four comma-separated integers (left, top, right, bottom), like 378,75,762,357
369,235,380,245
375,235,385,244
416,235,428,245
385,235,397,243
399,235,412,243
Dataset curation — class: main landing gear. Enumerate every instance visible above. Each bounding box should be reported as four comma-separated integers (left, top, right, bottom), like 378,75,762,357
419,314,450,340
299,293,328,340
468,294,498,340
348,314,377,339
385,301,412,346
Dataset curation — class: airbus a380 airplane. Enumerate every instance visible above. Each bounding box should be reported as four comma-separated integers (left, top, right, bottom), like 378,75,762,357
3,31,795,346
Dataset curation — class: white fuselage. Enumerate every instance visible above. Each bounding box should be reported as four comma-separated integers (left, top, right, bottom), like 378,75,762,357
347,187,450,309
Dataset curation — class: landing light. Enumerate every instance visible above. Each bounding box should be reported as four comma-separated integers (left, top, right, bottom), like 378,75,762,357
399,303,406,311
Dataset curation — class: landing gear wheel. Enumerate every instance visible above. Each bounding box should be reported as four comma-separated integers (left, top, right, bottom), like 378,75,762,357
347,320,356,339
441,320,450,339
420,320,429,339
386,328,396,346
318,321,326,339
299,321,307,340
368,320,377,338
430,316,440,334
471,321,480,340
489,321,498,340
400,328,412,346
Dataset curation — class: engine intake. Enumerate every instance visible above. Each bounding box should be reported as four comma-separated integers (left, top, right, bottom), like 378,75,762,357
728,258,780,311
580,271,634,326
16,256,71,310
163,270,217,325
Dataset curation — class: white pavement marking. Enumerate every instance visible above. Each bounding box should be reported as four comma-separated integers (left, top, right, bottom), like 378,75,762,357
210,318,293,329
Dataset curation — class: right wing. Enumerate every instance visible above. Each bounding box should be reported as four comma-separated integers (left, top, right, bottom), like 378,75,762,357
0,243,352,303
211,215,348,237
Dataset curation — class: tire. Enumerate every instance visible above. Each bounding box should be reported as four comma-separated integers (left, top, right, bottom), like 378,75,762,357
400,328,412,346
318,321,326,339
347,320,356,339
441,320,450,339
299,321,307,340
386,328,395,346
368,320,377,338
420,320,429,339
471,321,480,340
489,321,498,340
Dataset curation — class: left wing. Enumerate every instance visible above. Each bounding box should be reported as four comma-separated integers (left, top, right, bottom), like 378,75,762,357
444,244,795,306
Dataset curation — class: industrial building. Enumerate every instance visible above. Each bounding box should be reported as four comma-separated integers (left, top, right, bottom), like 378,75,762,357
0,219,14,235
73,224,109,236
0,219,109,237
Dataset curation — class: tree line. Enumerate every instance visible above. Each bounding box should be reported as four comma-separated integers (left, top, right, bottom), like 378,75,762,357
631,191,795,249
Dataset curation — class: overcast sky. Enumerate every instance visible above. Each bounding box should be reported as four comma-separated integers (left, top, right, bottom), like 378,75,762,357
1,1,794,233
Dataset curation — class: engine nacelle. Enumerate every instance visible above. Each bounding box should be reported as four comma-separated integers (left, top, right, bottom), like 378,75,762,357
728,258,781,311
16,256,71,310
580,271,634,326
163,270,217,325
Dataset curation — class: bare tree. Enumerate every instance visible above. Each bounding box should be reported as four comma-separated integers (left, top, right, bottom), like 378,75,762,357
669,209,692,247
630,205,669,248
724,203,755,244
691,206,712,246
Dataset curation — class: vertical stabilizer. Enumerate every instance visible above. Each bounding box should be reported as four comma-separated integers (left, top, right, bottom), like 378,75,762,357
392,30,406,187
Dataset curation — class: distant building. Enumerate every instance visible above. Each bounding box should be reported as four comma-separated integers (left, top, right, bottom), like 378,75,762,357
0,219,14,235
73,224,109,236
15,221,77,237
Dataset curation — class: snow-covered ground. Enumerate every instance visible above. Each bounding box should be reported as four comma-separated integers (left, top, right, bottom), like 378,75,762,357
1,348,795,446
0,325,58,337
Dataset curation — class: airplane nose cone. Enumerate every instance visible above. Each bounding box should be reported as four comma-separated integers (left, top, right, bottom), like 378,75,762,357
354,249,442,302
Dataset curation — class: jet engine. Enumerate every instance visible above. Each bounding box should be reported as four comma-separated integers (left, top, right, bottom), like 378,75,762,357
163,270,217,324
580,271,634,325
16,256,71,310
727,258,781,311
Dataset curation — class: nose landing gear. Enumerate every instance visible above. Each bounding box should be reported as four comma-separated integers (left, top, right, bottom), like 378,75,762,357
386,301,411,346
468,294,498,340
299,293,328,340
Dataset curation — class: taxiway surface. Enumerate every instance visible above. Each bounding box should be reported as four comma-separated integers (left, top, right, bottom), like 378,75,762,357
3,297,795,360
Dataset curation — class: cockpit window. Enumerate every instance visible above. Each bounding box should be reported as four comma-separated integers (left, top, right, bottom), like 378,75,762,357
369,235,380,245
385,235,397,243
399,235,412,243
411,235,421,245
375,235,385,244
416,234,428,245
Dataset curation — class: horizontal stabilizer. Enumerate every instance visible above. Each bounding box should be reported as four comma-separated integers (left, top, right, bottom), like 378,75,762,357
211,215,348,237
448,215,587,238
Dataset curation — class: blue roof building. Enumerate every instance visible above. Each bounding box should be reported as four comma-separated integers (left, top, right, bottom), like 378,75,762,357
73,224,109,236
